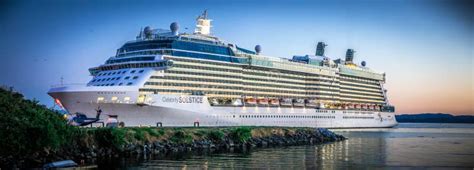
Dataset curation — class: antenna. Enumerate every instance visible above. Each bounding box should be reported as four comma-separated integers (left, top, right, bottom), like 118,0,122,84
194,10,212,35
137,27,143,39
203,9,208,19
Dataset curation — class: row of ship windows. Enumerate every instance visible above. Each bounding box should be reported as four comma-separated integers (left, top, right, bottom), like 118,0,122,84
238,115,336,119
140,88,241,96
97,61,170,71
145,82,328,95
164,70,242,79
156,74,344,91
316,110,336,113
167,57,242,68
173,64,239,73
118,40,232,56
91,76,139,82
341,75,380,84
342,116,374,119
172,41,232,56
95,82,134,86
172,63,338,82
340,82,380,90
118,47,232,59
246,70,336,81
106,56,155,64
96,69,144,76
117,49,164,57
150,82,334,93
249,64,336,79
97,92,126,94
340,77,379,86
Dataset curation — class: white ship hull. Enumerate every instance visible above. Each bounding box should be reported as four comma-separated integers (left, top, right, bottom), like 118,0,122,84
49,87,398,128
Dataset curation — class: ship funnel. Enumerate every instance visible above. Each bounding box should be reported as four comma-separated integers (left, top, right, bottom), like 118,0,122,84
170,22,179,36
345,49,355,63
315,42,327,56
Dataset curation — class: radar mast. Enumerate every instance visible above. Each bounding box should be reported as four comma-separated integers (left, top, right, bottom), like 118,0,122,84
194,10,212,35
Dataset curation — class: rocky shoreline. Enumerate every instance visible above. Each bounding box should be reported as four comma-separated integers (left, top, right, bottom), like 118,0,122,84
124,128,345,155
2,127,345,168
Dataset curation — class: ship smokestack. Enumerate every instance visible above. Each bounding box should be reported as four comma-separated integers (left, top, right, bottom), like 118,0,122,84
315,42,327,56
345,49,355,63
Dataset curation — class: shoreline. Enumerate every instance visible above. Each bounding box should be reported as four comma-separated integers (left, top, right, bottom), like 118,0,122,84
1,127,345,168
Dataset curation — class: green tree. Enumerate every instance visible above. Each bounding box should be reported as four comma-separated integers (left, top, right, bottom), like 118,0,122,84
0,87,77,159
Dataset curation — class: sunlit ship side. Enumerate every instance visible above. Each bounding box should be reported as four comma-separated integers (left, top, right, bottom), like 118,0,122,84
49,11,397,128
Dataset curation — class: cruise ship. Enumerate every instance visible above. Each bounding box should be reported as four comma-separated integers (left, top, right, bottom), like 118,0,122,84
49,11,397,128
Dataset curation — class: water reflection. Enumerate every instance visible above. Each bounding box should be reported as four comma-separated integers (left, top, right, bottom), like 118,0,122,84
104,123,474,169
126,136,389,169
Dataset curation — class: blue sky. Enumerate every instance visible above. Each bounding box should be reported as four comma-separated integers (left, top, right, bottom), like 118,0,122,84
0,0,472,114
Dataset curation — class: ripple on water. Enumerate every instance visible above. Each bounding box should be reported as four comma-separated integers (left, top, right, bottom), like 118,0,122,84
106,123,474,169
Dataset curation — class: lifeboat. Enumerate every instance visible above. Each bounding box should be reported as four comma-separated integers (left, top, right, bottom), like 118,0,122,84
245,97,257,105
270,98,280,106
376,105,382,111
293,99,305,107
232,98,243,106
347,103,354,109
210,98,219,106
280,98,293,106
305,99,318,108
258,98,269,105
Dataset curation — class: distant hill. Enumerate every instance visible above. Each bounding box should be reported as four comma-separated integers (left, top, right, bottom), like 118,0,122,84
396,113,474,123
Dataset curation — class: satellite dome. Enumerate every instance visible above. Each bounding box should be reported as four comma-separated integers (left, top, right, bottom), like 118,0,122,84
170,22,179,35
255,45,262,54
144,26,153,38
361,61,366,67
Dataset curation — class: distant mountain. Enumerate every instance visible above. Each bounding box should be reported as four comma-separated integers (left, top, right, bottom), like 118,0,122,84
395,113,474,123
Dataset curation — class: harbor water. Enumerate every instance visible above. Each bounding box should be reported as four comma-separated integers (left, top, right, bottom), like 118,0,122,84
102,123,474,169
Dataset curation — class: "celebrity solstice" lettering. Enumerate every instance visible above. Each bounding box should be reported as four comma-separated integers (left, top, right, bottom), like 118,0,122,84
161,96,203,104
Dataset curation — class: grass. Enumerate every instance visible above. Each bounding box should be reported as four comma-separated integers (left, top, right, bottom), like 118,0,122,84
74,126,317,150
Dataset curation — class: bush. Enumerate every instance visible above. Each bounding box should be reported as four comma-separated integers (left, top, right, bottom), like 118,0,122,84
133,128,145,141
170,130,193,144
146,128,164,137
92,128,126,150
207,130,225,142
0,87,78,159
229,127,252,143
